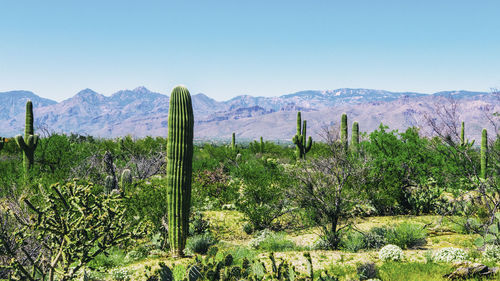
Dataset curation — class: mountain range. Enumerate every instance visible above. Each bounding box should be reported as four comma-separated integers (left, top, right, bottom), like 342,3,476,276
0,87,498,142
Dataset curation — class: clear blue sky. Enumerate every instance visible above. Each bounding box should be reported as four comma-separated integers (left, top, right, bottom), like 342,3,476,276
1,0,499,101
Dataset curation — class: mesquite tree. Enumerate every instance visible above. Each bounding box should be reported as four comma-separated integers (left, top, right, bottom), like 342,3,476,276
166,85,194,257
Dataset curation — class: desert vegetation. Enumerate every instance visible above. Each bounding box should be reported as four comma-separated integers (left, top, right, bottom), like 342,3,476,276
0,88,499,281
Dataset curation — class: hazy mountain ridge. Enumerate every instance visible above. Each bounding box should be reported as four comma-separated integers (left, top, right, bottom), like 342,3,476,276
0,87,497,141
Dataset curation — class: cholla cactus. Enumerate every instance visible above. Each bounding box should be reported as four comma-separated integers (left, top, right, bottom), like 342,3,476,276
379,244,404,261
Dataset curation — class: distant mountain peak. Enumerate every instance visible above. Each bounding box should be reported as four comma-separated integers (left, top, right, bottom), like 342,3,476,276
132,86,151,94
76,88,99,96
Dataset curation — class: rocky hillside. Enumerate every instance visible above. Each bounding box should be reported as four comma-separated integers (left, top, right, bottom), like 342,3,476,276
0,87,498,142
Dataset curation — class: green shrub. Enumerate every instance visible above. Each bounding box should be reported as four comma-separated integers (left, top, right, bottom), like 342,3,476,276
357,262,378,280
184,233,218,255
432,247,468,263
243,222,254,235
379,244,404,262
249,230,298,251
189,211,211,236
386,222,426,249
364,227,388,249
340,230,365,252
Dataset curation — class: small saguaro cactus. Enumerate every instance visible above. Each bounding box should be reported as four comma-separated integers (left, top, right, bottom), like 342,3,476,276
15,100,39,172
260,136,264,153
166,85,194,257
459,121,474,147
341,113,348,150
231,132,236,150
103,151,118,192
352,121,359,150
0,137,7,151
481,128,488,179
460,121,465,146
120,169,132,192
292,111,312,160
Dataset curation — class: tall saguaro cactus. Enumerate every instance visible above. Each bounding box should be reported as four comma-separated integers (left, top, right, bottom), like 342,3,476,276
166,86,194,257
460,121,465,147
292,111,312,159
260,136,264,153
481,128,488,179
15,100,39,172
341,113,348,150
352,121,359,151
231,132,236,150
459,121,474,148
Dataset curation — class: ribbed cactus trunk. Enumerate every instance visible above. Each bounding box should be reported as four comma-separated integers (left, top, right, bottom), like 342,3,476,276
166,86,194,257
292,111,312,160
231,132,236,150
0,137,6,151
460,121,465,147
120,169,132,194
352,121,359,151
481,128,488,179
341,113,348,150
15,100,39,172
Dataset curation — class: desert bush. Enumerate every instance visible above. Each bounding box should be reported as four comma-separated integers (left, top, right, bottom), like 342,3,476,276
385,222,426,249
235,158,291,230
340,230,365,252
482,244,500,262
364,227,388,249
357,262,378,280
431,247,468,263
249,230,298,251
289,132,370,249
379,245,404,262
184,233,218,255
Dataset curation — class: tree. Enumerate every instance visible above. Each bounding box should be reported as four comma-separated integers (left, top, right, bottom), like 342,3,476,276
289,128,369,249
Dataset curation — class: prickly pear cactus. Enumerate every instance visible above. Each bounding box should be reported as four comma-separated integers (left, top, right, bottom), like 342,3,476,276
166,85,194,257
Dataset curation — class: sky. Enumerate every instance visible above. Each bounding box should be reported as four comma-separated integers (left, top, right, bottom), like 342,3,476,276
0,0,499,102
